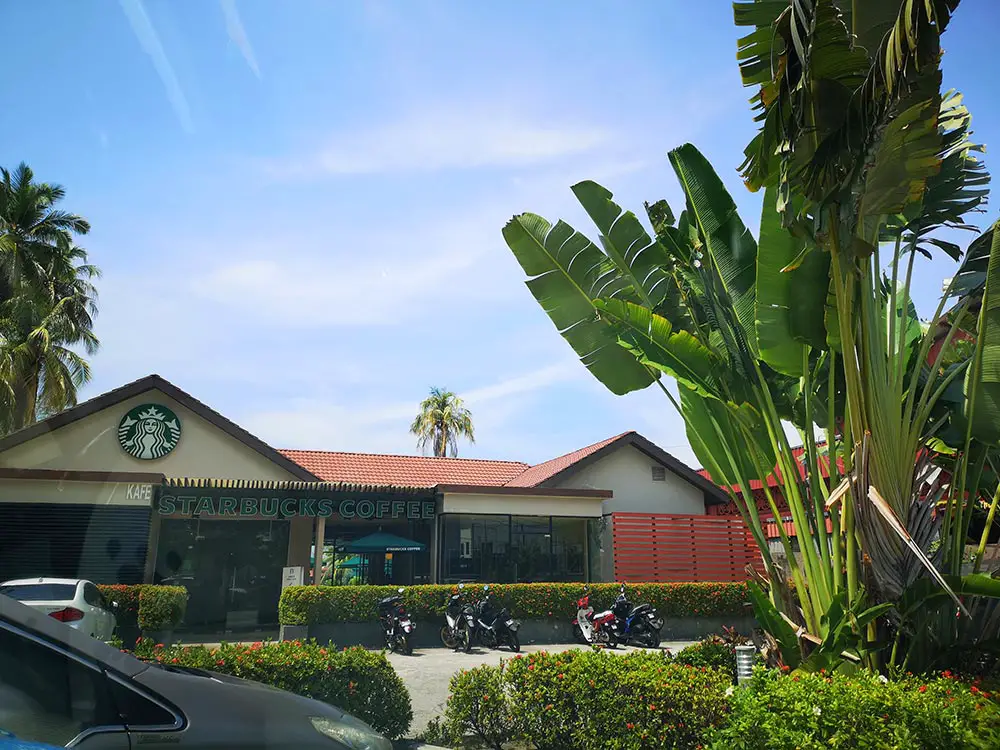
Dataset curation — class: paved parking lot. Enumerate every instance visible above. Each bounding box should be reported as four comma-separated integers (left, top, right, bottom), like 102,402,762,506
385,640,697,737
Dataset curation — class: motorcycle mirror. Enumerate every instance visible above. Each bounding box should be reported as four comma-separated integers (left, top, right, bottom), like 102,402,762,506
458,583,465,590
483,584,490,592
398,587,404,594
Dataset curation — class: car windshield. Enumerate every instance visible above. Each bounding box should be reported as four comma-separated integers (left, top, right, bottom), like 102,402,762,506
0,584,76,601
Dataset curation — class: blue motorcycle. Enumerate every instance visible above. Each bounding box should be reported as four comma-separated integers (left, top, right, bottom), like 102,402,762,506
610,583,663,648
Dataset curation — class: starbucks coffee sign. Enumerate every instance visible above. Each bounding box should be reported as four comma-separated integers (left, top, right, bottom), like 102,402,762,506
118,404,182,460
157,490,436,520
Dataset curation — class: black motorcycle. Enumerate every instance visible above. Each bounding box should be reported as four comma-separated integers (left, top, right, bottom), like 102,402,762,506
610,583,663,648
441,582,472,651
377,586,415,655
465,585,520,653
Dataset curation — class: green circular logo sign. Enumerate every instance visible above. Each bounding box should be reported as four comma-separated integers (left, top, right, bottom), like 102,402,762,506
118,404,182,460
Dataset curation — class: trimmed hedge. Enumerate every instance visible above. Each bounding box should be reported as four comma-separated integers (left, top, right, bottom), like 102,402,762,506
279,582,750,625
98,584,188,632
134,638,412,739
713,668,1000,749
429,648,731,749
430,649,1000,749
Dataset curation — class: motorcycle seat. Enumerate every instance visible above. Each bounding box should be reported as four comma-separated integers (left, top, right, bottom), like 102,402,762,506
629,603,652,617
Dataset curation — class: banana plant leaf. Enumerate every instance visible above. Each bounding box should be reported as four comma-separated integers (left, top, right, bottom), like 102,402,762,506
668,143,760,355
502,214,657,396
679,387,775,488
965,223,1000,444
899,573,1000,621
571,181,675,309
747,580,801,669
594,299,721,399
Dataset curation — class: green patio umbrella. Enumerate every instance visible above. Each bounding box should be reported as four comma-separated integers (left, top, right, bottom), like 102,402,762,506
336,532,426,553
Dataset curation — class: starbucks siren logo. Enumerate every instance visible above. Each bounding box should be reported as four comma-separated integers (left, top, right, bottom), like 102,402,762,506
118,404,182,460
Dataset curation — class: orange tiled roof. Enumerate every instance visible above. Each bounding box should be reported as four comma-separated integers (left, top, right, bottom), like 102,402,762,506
279,449,529,488
503,431,634,487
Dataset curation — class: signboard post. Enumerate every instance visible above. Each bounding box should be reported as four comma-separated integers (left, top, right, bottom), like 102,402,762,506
281,566,303,589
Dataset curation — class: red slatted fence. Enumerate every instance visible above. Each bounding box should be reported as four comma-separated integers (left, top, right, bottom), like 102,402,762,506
612,512,765,582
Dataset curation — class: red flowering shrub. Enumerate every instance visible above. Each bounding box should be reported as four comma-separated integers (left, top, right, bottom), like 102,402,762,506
279,582,749,625
715,669,1000,749
133,638,411,738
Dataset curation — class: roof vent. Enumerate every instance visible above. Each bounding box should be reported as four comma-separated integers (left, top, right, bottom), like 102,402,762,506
651,466,666,482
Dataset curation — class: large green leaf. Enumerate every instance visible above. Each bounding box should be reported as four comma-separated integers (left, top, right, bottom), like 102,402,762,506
899,573,1000,620
571,181,675,309
669,143,759,354
755,188,831,375
747,580,801,668
679,387,775,488
966,222,1000,444
594,298,720,399
502,214,656,395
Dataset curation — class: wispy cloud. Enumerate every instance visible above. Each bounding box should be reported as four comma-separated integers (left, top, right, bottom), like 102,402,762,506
241,362,583,455
119,0,194,133
266,106,610,177
219,0,261,78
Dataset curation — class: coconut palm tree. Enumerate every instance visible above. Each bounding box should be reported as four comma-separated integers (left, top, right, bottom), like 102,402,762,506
410,387,475,457
0,164,98,432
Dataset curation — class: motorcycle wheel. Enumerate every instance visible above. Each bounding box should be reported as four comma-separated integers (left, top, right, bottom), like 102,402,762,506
440,626,459,649
572,622,587,645
644,629,661,649
458,622,472,653
482,629,499,650
399,633,413,655
508,631,520,653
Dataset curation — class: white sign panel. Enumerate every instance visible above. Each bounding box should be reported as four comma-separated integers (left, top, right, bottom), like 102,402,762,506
282,566,304,589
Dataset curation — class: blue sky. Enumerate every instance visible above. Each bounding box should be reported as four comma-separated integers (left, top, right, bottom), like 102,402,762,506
1,1,998,468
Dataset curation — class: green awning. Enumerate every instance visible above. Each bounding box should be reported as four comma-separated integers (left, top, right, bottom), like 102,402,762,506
336,532,426,553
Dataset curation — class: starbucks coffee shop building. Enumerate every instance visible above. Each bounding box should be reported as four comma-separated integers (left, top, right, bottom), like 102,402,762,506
0,375,606,633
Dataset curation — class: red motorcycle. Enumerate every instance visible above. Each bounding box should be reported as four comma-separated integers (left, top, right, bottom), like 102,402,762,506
571,587,615,646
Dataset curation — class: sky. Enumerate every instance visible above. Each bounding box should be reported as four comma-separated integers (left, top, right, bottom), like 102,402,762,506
1,1,998,469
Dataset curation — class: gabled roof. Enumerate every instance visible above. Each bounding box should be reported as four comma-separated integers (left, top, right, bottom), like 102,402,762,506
503,431,631,487
280,449,528,488
0,374,319,481
506,430,729,504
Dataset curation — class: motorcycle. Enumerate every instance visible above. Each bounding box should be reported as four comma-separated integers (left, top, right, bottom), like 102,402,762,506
465,585,521,653
571,587,615,646
376,586,415,655
440,582,472,651
610,583,663,648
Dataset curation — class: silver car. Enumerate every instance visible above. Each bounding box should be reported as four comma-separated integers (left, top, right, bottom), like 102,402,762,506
0,596,392,750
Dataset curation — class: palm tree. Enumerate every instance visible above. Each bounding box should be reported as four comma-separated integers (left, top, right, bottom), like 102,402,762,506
0,164,98,431
410,387,475,457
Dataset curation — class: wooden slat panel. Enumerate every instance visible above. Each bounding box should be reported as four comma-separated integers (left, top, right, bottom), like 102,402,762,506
611,512,765,583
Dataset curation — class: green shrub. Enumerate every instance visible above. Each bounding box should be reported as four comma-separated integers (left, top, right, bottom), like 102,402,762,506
98,584,188,633
441,648,730,749
438,664,518,750
279,581,750,625
134,638,412,739
675,639,738,680
711,669,1000,750
137,586,187,631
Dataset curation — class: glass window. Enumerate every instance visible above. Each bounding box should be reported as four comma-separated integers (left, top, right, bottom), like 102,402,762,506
0,583,77,601
550,518,587,582
441,514,511,582
511,516,552,582
83,582,102,606
153,519,290,629
0,625,123,747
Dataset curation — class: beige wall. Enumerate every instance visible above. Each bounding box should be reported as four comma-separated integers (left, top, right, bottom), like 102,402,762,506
0,389,297,481
553,444,706,516
0,478,154,506
441,492,603,518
